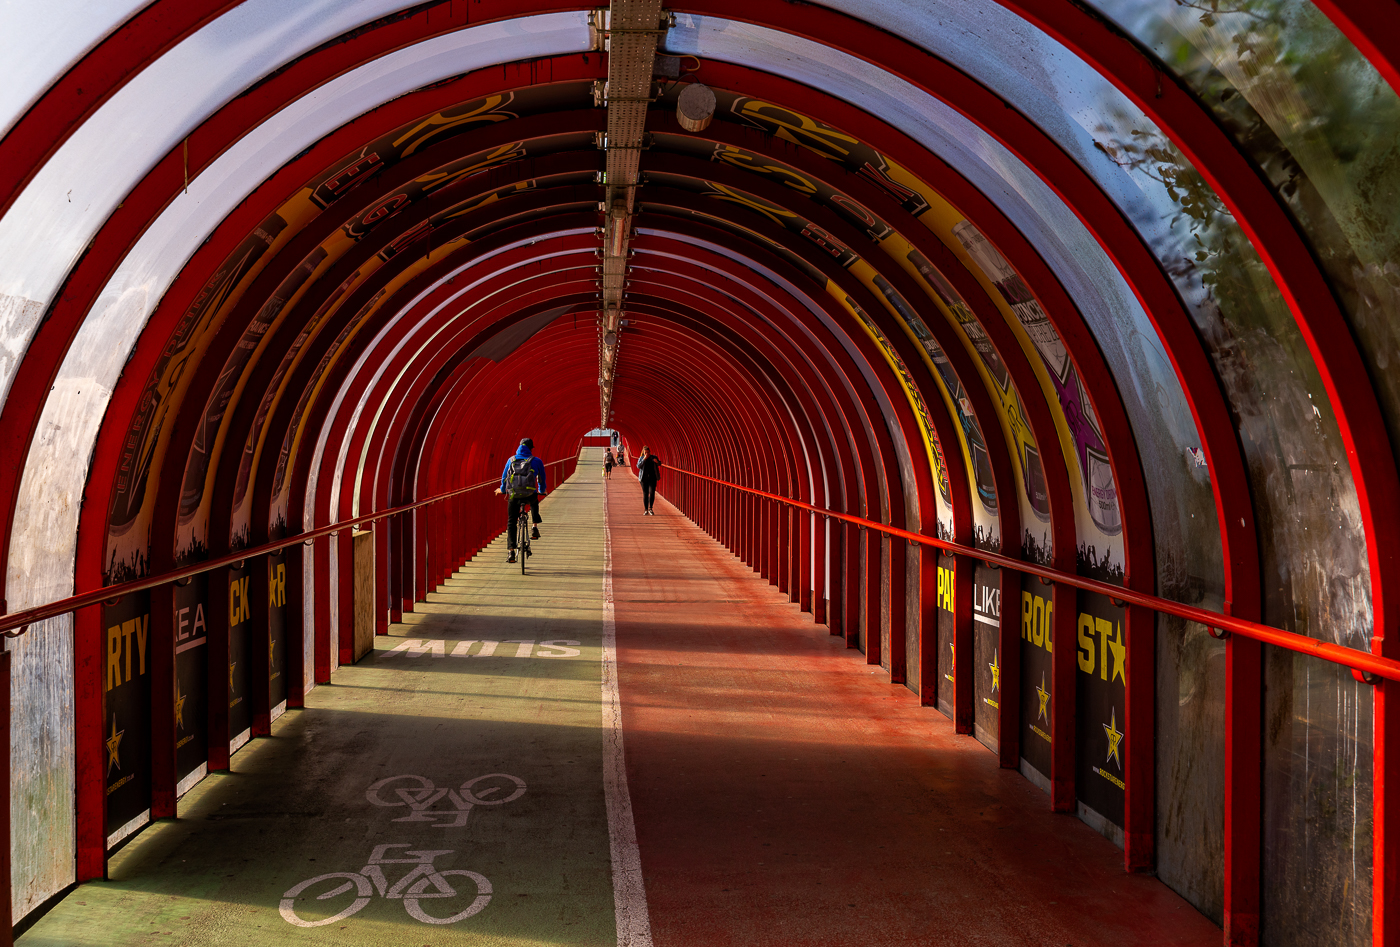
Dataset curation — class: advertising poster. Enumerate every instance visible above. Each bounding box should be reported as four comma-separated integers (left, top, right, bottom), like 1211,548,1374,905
972,564,1002,753
1075,591,1127,831
103,593,151,845
935,555,955,719
228,564,253,747
268,553,288,710
173,575,209,792
1019,583,1054,786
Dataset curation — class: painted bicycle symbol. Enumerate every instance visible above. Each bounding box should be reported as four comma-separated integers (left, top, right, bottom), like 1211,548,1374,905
280,843,491,927
364,773,527,828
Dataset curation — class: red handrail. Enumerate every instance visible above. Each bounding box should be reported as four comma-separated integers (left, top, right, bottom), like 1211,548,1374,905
0,457,575,637
667,466,1400,683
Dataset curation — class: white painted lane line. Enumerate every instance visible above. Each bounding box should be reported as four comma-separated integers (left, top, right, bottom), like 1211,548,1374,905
380,638,583,658
602,481,653,947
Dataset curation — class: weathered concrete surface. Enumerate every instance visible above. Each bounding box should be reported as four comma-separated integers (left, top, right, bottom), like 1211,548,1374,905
20,473,614,947
608,476,1222,947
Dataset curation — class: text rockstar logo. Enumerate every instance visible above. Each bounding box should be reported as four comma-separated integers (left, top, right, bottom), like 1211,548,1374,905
1103,707,1124,770
106,715,124,775
174,682,187,731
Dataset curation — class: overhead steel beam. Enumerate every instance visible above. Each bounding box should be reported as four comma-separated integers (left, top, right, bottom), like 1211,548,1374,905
595,0,670,425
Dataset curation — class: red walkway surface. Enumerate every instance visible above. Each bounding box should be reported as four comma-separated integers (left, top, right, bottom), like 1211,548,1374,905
607,476,1220,947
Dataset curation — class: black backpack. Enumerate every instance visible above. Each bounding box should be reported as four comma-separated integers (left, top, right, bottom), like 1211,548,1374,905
505,457,538,497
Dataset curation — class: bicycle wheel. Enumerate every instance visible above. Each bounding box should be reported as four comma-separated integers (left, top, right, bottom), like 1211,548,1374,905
280,871,373,927
519,512,529,574
402,869,493,924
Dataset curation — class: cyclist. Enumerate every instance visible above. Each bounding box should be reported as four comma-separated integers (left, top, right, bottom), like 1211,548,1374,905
495,437,546,564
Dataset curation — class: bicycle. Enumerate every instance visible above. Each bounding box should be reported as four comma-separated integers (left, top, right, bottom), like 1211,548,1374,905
280,843,491,928
516,500,532,574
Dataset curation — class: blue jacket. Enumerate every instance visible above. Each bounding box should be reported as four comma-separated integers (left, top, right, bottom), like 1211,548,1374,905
501,446,546,494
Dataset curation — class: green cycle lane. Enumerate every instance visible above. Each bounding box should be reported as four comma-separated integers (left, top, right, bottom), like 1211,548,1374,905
21,472,621,947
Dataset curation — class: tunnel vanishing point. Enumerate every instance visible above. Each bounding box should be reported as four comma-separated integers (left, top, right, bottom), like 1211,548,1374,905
0,1,1399,945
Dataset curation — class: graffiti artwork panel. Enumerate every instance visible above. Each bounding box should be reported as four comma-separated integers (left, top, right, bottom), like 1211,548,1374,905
1019,583,1054,785
952,221,1124,580
1075,592,1127,830
228,564,253,744
105,222,285,581
103,593,152,844
972,563,1002,754
173,574,210,790
269,553,289,709
104,84,592,579
936,556,955,719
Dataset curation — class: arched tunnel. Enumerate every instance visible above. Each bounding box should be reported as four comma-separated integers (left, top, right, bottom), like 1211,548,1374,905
1,1,1398,944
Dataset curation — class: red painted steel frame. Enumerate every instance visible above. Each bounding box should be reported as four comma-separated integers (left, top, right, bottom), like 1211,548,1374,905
180,121,1327,941
2,57,605,620
623,246,873,624
1312,0,1400,97
667,116,1036,740
619,280,859,579
2,3,1377,941
686,59,1254,868
635,236,873,636
624,229,884,647
62,135,603,857
646,150,981,693
26,42,1158,905
640,193,945,660
0,0,242,221
247,215,834,661
663,466,1400,681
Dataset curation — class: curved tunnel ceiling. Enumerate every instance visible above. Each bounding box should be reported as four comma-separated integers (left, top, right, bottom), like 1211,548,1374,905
2,0,1398,939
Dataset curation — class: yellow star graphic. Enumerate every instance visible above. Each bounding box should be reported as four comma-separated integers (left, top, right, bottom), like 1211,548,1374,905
228,659,236,695
1108,623,1126,684
174,682,186,731
989,649,1000,692
1104,707,1124,770
106,715,124,775
1036,672,1050,723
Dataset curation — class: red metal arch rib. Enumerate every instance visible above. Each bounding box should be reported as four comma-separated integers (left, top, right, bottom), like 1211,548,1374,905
0,0,243,221
1310,0,1400,97
288,208,896,658
40,7,1260,885
246,217,868,636
41,57,608,610
0,0,588,222
331,225,879,613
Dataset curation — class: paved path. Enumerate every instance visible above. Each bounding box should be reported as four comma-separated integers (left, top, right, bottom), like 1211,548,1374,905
607,475,1221,947
21,465,1222,946
21,471,619,947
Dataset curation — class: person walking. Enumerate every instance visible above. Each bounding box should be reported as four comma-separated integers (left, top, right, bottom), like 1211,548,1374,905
636,446,662,515
494,437,546,563
604,449,615,478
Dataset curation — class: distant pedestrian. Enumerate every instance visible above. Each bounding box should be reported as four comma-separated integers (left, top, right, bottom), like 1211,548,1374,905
636,446,662,515
604,449,615,478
